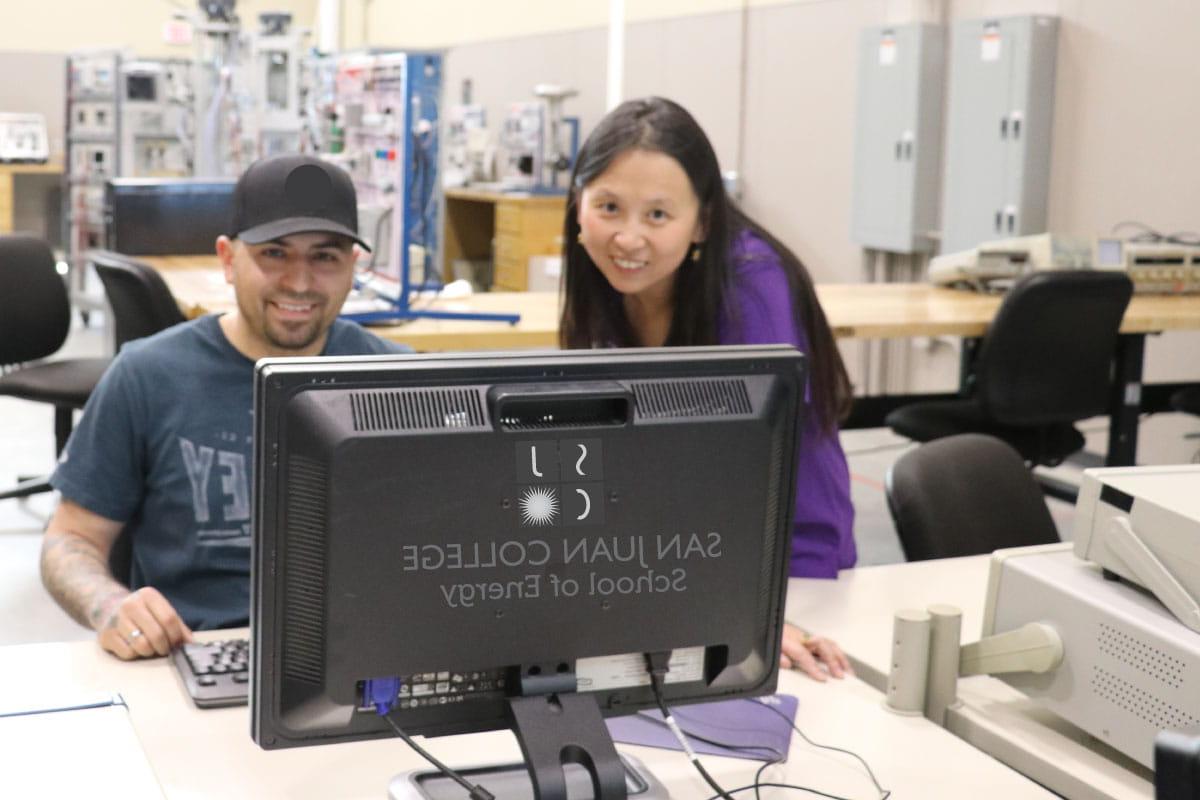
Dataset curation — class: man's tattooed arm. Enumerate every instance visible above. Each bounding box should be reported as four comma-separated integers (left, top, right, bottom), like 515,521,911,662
40,504,128,631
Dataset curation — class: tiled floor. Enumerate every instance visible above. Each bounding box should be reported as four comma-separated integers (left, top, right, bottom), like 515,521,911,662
2,311,1198,646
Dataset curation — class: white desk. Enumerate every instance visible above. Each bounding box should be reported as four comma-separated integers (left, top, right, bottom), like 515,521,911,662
787,554,1156,799
786,554,994,691
0,635,1053,799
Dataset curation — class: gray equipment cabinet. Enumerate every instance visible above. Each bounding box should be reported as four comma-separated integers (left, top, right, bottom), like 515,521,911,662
940,15,1059,255
850,23,945,254
66,51,123,264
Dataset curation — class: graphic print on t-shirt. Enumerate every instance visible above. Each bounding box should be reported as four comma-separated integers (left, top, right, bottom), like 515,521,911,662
179,436,252,547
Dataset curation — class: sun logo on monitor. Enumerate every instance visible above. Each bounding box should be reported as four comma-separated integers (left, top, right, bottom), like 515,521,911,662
520,486,559,526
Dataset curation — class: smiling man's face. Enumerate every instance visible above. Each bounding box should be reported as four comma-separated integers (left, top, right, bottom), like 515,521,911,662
217,231,357,360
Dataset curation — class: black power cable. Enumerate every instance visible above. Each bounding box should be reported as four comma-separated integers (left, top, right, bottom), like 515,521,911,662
636,702,873,800
381,713,495,800
633,709,809,800
1110,220,1200,246
756,700,891,800
635,663,892,800
643,652,735,799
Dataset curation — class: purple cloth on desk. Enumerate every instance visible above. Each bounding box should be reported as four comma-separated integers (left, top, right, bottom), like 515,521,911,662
717,229,856,578
607,694,799,762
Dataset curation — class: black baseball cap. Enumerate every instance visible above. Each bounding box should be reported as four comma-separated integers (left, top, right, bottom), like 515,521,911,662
229,154,370,251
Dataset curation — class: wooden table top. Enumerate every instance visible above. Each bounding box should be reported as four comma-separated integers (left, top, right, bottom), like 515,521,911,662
818,282,1200,338
0,160,63,175
443,186,568,205
143,256,1200,351
146,256,560,352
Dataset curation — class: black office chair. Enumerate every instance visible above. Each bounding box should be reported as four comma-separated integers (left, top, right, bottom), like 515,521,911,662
887,270,1134,469
1170,386,1200,417
885,433,1061,561
0,236,111,501
89,250,187,349
89,251,187,580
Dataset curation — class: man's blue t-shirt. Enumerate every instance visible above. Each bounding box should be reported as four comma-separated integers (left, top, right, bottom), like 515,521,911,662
51,314,404,630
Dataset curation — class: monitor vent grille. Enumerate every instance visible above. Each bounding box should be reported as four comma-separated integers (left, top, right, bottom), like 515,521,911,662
281,455,328,685
1091,666,1197,730
350,388,486,431
632,378,752,419
1097,622,1186,689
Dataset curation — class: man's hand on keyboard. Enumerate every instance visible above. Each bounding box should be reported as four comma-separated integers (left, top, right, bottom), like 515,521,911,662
98,587,194,660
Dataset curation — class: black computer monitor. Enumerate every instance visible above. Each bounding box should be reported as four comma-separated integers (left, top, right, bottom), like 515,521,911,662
250,346,805,797
1156,727,1200,800
105,178,236,255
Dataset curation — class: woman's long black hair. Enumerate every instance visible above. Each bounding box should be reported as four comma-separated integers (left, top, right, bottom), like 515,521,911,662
559,97,852,431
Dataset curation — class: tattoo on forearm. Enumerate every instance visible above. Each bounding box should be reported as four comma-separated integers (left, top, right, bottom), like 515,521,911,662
40,531,129,630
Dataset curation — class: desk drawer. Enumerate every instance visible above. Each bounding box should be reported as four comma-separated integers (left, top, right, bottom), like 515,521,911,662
493,234,527,291
493,257,526,291
495,202,523,235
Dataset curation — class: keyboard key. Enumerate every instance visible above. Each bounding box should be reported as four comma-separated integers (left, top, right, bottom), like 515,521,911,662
171,636,252,709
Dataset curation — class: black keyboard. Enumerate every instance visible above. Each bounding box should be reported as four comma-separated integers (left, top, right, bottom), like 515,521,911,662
171,638,250,708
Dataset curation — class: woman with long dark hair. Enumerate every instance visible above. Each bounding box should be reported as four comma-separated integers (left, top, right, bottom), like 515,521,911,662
560,97,855,679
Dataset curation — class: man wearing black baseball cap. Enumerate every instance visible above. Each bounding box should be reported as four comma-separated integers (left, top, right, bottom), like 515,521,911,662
42,155,406,660
217,154,375,360
229,152,370,249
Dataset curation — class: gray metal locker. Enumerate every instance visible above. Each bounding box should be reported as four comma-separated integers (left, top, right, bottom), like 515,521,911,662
850,23,944,254
940,15,1059,254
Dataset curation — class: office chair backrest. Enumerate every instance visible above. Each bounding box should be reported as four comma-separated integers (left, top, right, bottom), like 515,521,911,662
885,433,1060,561
91,251,188,349
974,269,1132,427
0,235,70,365
1170,386,1200,417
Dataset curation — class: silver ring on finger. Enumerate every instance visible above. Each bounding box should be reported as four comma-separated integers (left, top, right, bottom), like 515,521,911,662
129,627,143,641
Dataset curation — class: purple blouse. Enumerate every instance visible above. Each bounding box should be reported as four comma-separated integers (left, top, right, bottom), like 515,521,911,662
716,230,857,578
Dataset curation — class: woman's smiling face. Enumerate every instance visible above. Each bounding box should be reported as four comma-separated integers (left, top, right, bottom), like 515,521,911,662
576,148,706,306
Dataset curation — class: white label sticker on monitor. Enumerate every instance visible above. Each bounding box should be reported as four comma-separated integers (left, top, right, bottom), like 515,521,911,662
575,647,705,691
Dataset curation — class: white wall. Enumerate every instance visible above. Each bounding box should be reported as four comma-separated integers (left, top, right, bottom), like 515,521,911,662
0,1,321,167
442,29,609,169
4,1,1196,390
378,0,1200,393
360,0,800,49
0,1,318,58
0,52,67,159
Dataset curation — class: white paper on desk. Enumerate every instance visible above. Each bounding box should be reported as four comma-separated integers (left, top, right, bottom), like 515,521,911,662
0,690,119,716
0,695,164,799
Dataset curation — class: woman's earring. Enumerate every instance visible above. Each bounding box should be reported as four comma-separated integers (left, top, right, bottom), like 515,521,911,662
691,244,702,263
577,232,584,244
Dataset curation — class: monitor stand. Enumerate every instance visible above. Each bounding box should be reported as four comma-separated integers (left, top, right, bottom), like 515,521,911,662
508,692,627,799
389,752,668,800
390,689,668,800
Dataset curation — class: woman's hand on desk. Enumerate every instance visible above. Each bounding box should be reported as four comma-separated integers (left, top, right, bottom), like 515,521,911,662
780,623,852,682
98,587,194,661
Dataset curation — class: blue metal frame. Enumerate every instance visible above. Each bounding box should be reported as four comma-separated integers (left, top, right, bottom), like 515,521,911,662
339,304,521,325
342,51,519,327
